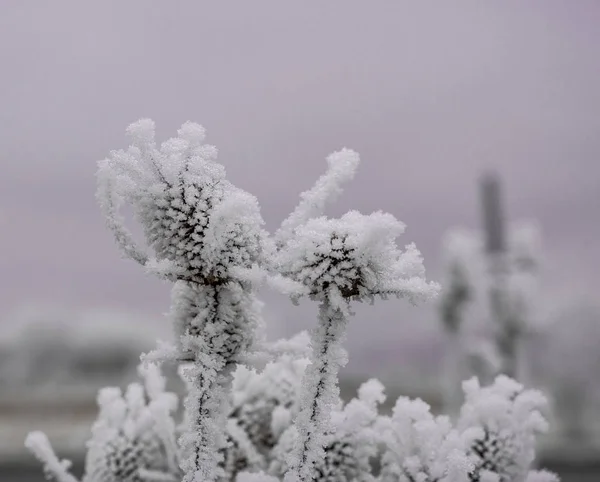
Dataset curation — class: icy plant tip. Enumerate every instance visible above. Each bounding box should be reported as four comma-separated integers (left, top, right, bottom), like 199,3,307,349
277,209,439,310
96,118,267,286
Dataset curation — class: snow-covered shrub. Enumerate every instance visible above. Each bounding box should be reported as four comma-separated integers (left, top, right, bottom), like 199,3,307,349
26,362,557,482
376,375,554,482
457,376,550,482
26,119,558,482
26,363,180,482
377,396,475,482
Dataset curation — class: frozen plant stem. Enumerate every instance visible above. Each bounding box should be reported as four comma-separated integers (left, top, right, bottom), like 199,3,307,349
176,281,261,482
290,301,348,482
183,353,234,482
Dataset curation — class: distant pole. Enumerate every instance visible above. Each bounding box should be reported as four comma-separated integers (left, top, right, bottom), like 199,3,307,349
481,173,505,255
480,172,519,379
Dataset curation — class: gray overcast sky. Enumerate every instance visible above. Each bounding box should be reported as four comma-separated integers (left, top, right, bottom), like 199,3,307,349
0,2,599,370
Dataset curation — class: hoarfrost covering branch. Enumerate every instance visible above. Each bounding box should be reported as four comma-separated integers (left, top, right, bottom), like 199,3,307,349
275,150,439,482
274,148,360,247
97,120,269,482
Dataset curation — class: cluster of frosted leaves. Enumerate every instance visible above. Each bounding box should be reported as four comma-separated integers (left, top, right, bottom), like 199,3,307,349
377,396,477,482
276,210,439,308
269,379,385,482
97,119,266,284
457,376,552,482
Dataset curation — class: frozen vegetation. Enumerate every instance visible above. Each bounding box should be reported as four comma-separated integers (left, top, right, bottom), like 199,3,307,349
25,120,560,482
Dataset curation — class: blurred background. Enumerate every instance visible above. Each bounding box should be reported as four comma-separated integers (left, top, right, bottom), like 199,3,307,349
1,2,599,480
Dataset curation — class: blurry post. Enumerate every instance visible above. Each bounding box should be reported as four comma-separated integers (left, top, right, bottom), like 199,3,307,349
480,172,519,379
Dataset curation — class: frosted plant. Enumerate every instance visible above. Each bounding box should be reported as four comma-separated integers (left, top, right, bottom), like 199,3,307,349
504,223,541,335
26,118,560,482
377,396,477,482
275,151,439,482
438,228,482,414
439,229,481,334
26,364,180,482
457,376,550,482
96,119,267,286
486,222,542,381
438,221,542,382
270,379,386,482
97,119,269,482
376,375,557,482
230,354,309,455
217,349,310,482
27,342,309,482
